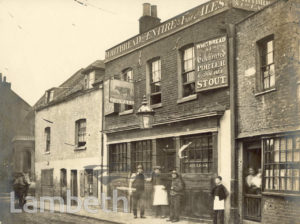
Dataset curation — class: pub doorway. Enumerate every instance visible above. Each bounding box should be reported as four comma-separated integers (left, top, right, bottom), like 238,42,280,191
156,137,176,173
243,141,262,222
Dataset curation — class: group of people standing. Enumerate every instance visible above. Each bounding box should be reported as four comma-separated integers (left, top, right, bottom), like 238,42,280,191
129,165,228,224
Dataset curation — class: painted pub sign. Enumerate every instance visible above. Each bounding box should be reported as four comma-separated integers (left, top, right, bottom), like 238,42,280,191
195,36,228,92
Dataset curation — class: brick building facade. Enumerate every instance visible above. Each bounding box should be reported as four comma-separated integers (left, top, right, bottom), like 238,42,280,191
34,61,104,201
102,1,264,222
236,0,300,223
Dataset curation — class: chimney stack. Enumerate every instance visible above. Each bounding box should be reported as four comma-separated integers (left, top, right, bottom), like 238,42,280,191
139,3,161,34
0,75,11,89
143,3,151,16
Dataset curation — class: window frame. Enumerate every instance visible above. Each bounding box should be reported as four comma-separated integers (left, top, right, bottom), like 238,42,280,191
181,133,213,174
263,134,300,194
44,127,51,153
120,68,134,112
257,35,275,92
131,140,152,173
109,143,128,173
75,119,87,148
148,58,162,106
181,45,196,98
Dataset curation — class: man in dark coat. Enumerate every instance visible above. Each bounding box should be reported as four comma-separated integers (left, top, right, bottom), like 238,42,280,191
167,170,184,222
129,164,146,219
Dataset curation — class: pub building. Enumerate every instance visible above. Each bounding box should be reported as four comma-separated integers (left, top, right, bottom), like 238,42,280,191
235,0,300,224
102,0,274,222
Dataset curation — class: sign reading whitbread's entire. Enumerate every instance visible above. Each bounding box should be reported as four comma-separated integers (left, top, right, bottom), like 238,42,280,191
195,36,228,92
105,0,228,61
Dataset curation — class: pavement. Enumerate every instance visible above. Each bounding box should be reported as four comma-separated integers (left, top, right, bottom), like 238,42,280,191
34,200,211,224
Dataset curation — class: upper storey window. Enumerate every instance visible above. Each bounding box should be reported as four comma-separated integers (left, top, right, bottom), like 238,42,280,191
122,68,133,111
150,58,162,105
258,36,275,90
182,46,195,97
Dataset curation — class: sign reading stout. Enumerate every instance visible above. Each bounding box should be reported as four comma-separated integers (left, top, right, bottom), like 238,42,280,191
195,36,228,92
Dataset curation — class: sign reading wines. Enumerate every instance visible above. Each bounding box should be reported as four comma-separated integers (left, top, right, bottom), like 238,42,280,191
195,36,228,92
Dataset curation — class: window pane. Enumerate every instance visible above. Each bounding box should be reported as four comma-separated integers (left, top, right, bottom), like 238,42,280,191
267,40,273,53
267,52,273,64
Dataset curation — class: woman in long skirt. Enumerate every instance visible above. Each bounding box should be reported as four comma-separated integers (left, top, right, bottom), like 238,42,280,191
151,166,169,218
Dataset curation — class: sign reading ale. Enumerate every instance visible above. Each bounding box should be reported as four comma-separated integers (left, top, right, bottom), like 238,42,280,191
195,36,228,92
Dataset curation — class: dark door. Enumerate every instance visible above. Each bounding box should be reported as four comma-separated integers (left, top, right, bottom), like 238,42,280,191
156,138,176,172
71,170,78,205
60,169,67,204
243,141,262,222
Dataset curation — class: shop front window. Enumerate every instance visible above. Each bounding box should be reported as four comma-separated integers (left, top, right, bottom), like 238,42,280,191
263,136,300,192
131,140,152,173
109,143,128,173
181,134,212,173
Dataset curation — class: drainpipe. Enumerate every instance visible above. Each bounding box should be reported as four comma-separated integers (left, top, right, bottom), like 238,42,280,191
100,81,105,201
227,23,238,224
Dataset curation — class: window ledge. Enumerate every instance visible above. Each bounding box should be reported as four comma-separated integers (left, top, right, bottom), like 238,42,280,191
151,103,162,109
177,94,197,104
74,146,86,151
119,109,133,116
255,88,276,97
44,151,50,155
262,191,300,197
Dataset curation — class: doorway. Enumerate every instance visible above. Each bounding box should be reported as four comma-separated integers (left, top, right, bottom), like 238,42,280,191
60,169,67,204
243,141,262,222
70,170,78,205
156,138,176,173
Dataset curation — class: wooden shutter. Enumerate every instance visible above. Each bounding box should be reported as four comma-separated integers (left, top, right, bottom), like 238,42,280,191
93,170,98,197
80,170,85,197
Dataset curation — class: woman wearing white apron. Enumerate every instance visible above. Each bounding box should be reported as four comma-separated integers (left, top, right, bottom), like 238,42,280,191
151,166,168,218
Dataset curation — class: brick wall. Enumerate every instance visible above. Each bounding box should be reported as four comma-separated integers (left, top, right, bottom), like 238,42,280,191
262,196,300,224
236,0,300,137
105,8,251,131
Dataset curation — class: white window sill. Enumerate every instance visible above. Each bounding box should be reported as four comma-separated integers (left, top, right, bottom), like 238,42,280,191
177,94,197,104
119,109,133,116
74,146,87,151
44,151,50,155
255,88,276,96
151,103,162,109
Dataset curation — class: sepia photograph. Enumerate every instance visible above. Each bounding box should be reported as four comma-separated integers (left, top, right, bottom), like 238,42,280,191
0,0,299,223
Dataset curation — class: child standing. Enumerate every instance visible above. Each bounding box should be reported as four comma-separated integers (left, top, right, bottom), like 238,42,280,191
211,176,228,224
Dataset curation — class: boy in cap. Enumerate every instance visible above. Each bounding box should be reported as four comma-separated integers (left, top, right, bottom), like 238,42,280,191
167,170,184,222
129,164,146,218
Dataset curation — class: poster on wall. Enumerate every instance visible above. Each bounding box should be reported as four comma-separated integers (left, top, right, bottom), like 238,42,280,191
109,79,134,105
195,36,228,92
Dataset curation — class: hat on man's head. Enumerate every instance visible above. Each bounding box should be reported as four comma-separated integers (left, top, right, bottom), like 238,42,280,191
137,164,143,169
153,166,161,170
171,170,179,176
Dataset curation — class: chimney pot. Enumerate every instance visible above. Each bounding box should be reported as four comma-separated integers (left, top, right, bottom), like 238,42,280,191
143,3,151,16
151,5,157,18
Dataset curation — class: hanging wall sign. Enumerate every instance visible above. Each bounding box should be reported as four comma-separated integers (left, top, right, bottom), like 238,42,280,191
109,79,134,105
195,36,228,92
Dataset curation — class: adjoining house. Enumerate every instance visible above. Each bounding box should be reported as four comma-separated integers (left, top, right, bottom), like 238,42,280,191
0,74,33,192
236,1,300,223
34,60,105,202
102,1,277,223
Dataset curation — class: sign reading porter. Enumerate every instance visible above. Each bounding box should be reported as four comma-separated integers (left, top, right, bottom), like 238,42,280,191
195,36,228,92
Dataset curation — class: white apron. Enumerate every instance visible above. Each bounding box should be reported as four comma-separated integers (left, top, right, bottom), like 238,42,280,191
213,196,224,210
153,185,168,206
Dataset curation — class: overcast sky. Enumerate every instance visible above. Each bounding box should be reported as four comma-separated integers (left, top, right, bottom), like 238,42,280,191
0,0,208,106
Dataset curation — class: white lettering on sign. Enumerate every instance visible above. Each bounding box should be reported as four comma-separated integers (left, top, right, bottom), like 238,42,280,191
105,0,227,61
195,36,228,92
232,0,273,11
